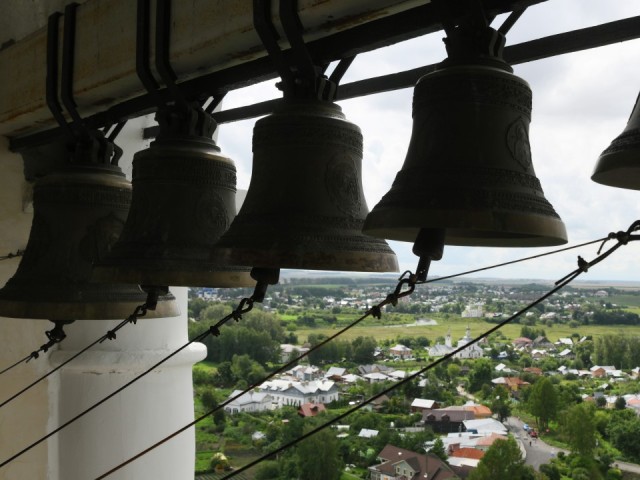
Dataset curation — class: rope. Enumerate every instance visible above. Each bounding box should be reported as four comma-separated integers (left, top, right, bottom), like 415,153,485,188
422,237,607,284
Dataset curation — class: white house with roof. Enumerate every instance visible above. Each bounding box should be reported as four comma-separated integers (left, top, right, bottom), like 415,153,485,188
462,304,483,318
325,366,347,380
454,326,484,359
463,418,508,436
258,379,339,407
280,343,310,362
389,344,413,359
358,428,379,438
289,364,321,381
224,390,274,414
363,372,392,383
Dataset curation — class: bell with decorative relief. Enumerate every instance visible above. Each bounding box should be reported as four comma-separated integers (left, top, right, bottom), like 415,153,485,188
92,104,254,288
592,91,640,189
364,26,567,248
215,99,399,272
0,135,179,320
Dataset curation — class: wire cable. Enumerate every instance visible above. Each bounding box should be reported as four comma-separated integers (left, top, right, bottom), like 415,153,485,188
0,321,71,377
0,249,24,261
220,227,637,478
0,316,131,410
0,301,156,410
422,237,608,284
0,353,33,376
92,229,629,478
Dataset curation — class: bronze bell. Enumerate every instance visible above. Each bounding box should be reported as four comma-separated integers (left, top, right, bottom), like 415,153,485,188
364,27,567,248
92,104,254,287
592,91,640,189
0,136,179,320
215,99,399,272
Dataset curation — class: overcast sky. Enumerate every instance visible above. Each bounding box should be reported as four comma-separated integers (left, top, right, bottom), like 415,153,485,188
217,0,640,283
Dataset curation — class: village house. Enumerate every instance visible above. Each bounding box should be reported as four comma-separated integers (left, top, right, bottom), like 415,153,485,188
462,304,483,318
298,402,326,417
591,365,617,378
423,408,475,434
258,379,339,407
454,326,485,359
324,366,347,382
512,337,533,349
389,344,413,360
289,365,322,381
279,343,310,363
223,390,273,415
369,444,459,480
491,376,530,395
410,398,441,414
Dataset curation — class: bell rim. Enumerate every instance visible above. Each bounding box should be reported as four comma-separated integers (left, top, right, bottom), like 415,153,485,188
92,263,256,289
0,297,180,320
591,150,640,190
363,210,568,248
216,245,399,273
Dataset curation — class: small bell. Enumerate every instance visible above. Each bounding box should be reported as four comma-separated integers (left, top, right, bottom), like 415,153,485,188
92,104,254,288
0,134,179,320
592,91,640,189
215,99,399,272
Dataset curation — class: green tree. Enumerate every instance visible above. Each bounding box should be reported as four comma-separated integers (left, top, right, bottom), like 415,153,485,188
491,385,512,422
351,336,377,364
467,358,493,392
563,402,597,457
539,463,561,480
527,377,557,431
296,425,343,480
606,410,640,461
213,361,235,387
230,354,267,385
469,437,534,480
254,460,281,480
614,396,626,410
430,437,448,461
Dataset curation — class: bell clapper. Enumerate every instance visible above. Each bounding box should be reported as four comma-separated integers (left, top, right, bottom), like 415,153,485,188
412,228,446,283
140,285,170,313
27,319,75,361
248,268,280,304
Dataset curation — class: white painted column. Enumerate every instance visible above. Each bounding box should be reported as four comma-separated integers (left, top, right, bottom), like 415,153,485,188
50,287,206,480
0,115,208,479
0,137,51,480
47,115,208,479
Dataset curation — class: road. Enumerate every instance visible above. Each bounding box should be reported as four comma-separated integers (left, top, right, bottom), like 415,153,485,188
506,416,640,475
506,416,563,470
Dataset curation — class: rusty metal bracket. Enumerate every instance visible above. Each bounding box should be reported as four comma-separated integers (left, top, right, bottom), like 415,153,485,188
253,0,354,101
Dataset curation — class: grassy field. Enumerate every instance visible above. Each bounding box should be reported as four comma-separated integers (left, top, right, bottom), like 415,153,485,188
608,294,640,307
293,316,640,344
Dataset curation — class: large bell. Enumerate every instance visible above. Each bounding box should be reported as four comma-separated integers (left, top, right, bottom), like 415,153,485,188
92,104,253,287
592,91,640,189
363,27,567,248
215,99,399,272
0,137,179,320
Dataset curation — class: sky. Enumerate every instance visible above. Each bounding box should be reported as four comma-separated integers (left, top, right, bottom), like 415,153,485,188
216,0,640,283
